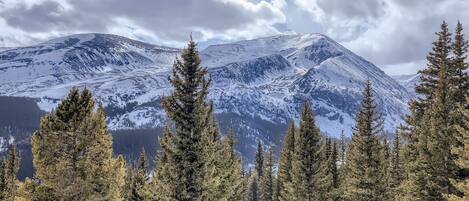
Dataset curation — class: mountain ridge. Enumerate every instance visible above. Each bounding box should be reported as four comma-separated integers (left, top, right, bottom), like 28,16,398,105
0,33,413,159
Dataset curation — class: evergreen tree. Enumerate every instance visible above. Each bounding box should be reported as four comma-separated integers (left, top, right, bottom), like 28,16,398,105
340,130,346,164
400,21,468,201
381,138,392,201
155,36,211,201
400,59,457,201
152,126,178,200
255,142,265,178
318,138,340,201
291,101,322,200
331,140,339,190
277,122,295,201
414,21,452,113
449,98,469,201
31,88,126,200
260,146,274,201
398,117,442,201
219,130,245,201
426,60,458,197
201,124,244,201
128,148,150,201
403,21,453,169
0,145,20,201
247,173,259,201
389,131,403,200
200,112,223,201
450,21,469,105
343,81,386,201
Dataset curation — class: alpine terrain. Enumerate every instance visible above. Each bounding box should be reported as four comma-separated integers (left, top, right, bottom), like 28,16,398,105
0,33,413,161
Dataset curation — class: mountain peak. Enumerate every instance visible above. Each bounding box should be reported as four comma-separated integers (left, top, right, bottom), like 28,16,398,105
0,32,413,158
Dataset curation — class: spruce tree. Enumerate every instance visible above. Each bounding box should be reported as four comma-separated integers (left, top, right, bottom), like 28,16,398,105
291,101,322,200
155,36,211,201
200,123,244,201
400,59,457,201
247,172,259,201
414,21,452,112
31,88,126,200
255,142,265,178
451,21,469,105
389,131,403,200
152,126,178,200
331,140,339,190
260,146,274,201
277,122,295,201
0,145,20,201
318,138,340,201
403,21,453,169
128,148,150,201
426,59,458,197
340,130,346,164
343,81,386,201
398,116,442,201
400,21,468,201
381,138,392,201
218,130,245,201
200,112,223,201
448,98,468,201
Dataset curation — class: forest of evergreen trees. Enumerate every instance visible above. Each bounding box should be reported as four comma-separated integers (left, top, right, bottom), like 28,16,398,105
0,21,467,201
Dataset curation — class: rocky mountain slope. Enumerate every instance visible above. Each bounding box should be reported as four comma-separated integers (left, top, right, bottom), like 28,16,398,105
0,33,413,158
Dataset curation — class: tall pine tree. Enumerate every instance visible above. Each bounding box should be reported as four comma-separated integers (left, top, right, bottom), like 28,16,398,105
400,56,457,201
451,21,469,105
277,122,295,201
343,81,386,201
154,35,211,201
402,21,453,170
389,131,403,200
260,146,274,201
318,138,340,201
291,101,322,200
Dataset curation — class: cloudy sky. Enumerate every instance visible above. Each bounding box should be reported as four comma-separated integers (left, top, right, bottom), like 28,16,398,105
0,0,468,75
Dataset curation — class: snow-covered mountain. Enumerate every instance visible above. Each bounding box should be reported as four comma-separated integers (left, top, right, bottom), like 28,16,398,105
0,33,413,157
391,74,420,95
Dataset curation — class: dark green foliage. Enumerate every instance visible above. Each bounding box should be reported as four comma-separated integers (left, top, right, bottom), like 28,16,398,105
343,81,386,201
31,88,126,200
389,131,403,200
399,21,469,201
277,122,295,201
291,101,322,200
448,98,468,201
127,148,150,201
0,145,20,201
155,36,211,201
318,138,340,201
451,21,469,105
255,142,265,178
402,22,453,171
260,146,274,201
340,130,346,164
247,173,259,201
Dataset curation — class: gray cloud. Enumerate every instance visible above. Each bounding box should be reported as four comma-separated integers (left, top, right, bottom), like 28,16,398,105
292,0,469,74
0,0,285,46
